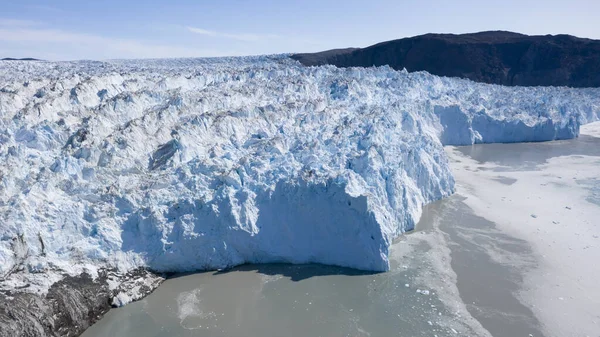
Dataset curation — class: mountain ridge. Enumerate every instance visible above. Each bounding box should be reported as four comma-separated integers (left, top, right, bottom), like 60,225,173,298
291,31,600,87
1,58,42,61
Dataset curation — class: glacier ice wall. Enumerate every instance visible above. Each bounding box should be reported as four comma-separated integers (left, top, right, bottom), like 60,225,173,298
1,56,599,285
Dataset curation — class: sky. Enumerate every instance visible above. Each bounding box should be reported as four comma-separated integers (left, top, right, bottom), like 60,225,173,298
1,0,599,60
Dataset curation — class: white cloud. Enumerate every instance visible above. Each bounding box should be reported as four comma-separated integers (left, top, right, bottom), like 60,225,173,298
187,26,279,42
0,27,237,60
0,18,41,27
24,5,65,13
0,22,321,60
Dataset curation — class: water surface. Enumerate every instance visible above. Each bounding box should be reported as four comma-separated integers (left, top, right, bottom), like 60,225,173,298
83,199,544,337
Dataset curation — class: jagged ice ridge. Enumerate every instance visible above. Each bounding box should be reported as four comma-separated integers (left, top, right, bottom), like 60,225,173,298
1,56,599,297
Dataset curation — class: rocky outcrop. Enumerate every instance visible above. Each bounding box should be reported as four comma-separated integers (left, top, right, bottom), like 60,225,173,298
0,269,163,337
291,31,600,87
1,58,41,61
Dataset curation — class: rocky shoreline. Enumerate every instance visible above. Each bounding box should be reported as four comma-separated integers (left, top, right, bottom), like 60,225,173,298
0,269,164,337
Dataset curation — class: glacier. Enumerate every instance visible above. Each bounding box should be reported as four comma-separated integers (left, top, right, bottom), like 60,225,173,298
1,56,599,296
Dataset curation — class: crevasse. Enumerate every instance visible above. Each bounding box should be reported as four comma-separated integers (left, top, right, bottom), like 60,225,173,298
1,56,599,291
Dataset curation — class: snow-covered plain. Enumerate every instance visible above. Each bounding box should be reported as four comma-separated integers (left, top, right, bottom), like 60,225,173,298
446,122,600,337
1,56,599,298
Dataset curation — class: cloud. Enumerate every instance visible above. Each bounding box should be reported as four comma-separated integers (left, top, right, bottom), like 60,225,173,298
0,22,319,60
0,27,237,60
187,26,279,42
24,5,65,13
0,18,41,27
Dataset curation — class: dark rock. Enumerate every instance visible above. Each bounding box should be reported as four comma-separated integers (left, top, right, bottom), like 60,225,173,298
1,58,42,61
0,269,164,337
0,273,111,337
291,31,600,88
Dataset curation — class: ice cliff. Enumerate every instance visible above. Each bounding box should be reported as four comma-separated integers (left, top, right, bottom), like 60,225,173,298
1,56,599,294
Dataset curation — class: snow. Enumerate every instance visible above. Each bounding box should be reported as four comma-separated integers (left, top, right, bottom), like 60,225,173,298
110,272,165,307
445,122,600,337
581,120,600,138
1,56,599,296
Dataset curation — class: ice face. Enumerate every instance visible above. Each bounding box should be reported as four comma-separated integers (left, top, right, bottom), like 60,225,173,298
1,56,599,290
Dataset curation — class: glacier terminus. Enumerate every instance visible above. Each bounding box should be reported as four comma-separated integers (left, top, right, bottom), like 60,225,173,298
1,56,599,305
